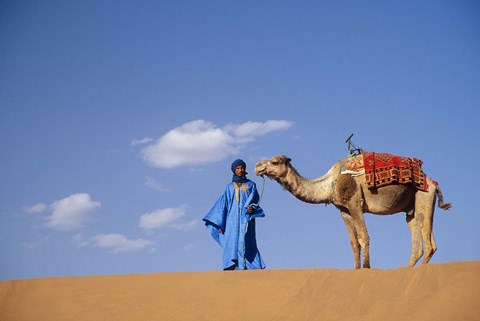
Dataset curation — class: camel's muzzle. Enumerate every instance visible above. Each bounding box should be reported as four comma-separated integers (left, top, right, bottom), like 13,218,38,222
254,163,267,176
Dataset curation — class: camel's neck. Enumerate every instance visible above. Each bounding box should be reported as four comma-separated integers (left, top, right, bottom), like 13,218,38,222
277,162,341,204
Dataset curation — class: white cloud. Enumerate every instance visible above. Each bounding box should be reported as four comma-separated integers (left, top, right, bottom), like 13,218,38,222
24,203,47,214
93,233,154,253
224,120,293,141
139,206,186,230
141,119,293,168
130,137,154,146
45,193,101,231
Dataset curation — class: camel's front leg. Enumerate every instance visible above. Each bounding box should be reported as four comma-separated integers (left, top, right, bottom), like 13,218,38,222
351,210,370,268
341,211,361,269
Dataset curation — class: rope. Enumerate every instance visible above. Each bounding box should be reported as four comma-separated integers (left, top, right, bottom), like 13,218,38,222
258,175,265,205
251,175,265,207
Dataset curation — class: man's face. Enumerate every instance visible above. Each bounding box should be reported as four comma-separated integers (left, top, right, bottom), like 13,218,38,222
234,165,246,177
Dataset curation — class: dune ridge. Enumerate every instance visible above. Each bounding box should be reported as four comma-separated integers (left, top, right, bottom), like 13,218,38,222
1,260,479,321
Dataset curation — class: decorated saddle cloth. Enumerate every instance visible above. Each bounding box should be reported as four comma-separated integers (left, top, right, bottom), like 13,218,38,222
363,151,428,191
341,151,429,192
341,154,365,176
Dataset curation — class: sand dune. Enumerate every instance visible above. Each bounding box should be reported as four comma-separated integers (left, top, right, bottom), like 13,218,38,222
1,260,479,321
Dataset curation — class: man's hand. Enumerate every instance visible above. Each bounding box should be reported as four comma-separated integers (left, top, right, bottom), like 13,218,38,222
247,205,254,213
217,227,224,234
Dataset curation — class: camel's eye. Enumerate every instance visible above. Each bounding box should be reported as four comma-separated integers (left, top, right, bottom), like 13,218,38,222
271,160,279,165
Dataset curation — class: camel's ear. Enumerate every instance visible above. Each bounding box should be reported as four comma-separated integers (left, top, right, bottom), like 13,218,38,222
282,156,291,164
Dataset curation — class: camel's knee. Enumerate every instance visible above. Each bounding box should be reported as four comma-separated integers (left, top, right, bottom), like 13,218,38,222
358,236,370,249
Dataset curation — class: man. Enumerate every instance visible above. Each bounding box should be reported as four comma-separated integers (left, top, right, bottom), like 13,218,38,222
203,159,266,270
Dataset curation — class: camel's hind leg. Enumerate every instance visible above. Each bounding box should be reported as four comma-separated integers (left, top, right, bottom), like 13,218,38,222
406,214,423,267
415,191,437,265
421,216,437,264
421,228,437,264
340,211,361,269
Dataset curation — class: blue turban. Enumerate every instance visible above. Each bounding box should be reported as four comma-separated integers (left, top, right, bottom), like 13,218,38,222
231,159,246,173
231,159,248,183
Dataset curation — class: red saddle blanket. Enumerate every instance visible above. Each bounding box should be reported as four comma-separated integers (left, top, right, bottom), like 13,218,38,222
362,151,428,192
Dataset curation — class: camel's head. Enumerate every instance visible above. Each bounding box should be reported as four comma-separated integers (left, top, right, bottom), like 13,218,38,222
255,155,292,180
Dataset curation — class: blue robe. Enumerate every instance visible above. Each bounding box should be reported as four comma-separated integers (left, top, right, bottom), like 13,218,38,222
203,180,266,270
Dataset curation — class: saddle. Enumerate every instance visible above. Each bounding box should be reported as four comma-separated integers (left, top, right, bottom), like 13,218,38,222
342,151,429,192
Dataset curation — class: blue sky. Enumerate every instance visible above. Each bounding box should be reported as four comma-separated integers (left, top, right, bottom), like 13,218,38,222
1,1,479,280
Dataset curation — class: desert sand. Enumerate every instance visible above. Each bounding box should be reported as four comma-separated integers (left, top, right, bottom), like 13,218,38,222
1,260,479,321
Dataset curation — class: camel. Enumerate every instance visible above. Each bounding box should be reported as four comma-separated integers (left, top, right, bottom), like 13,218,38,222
255,155,452,269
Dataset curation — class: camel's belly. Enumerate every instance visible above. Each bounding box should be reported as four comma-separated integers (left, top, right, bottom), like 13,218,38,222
362,184,415,215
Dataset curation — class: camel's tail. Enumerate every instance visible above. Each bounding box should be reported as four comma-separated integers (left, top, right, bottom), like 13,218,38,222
433,180,452,210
